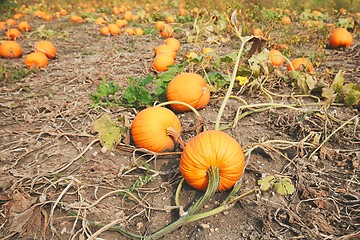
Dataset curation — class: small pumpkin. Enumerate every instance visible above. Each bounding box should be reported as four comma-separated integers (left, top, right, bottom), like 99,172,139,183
155,44,176,58
134,27,144,36
164,37,180,52
0,41,22,58
108,24,121,35
131,106,182,153
100,26,110,35
115,19,128,28
166,73,210,112
153,53,174,72
328,28,352,49
17,21,31,32
281,16,292,25
269,49,284,67
5,28,22,40
287,58,314,73
160,24,174,38
25,52,49,69
34,40,56,59
180,130,245,191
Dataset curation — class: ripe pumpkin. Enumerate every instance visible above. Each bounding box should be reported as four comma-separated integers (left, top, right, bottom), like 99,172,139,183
269,49,284,66
160,24,174,38
134,27,144,35
123,11,133,20
165,15,175,23
252,28,264,37
328,28,353,49
155,44,176,58
287,58,314,73
124,27,134,35
155,21,165,31
115,19,128,28
201,47,215,59
281,16,292,25
100,26,110,35
153,53,174,72
5,28,22,40
180,130,245,191
166,73,210,112
108,24,121,35
34,40,56,59
0,41,22,58
25,52,49,69
131,106,181,152
164,37,180,52
17,21,31,32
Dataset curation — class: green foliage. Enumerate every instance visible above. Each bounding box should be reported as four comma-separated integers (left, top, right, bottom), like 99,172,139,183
119,174,155,198
322,70,360,109
90,62,186,108
0,65,30,82
258,175,295,196
90,78,121,107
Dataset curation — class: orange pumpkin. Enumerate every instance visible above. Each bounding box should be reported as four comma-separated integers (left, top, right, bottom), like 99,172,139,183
24,52,49,69
269,49,284,67
166,73,210,112
328,28,353,49
34,40,56,59
180,130,245,191
281,16,292,25
287,58,314,73
164,37,180,52
5,28,22,40
17,21,31,32
155,44,176,58
131,107,181,152
0,41,22,58
108,24,121,35
153,53,174,72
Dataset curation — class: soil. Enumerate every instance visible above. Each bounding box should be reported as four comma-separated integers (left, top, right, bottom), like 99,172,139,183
0,5,359,240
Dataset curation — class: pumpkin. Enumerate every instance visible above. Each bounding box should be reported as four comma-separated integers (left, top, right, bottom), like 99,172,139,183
287,58,314,73
134,27,144,36
269,49,284,67
17,21,31,32
166,73,210,112
0,41,22,58
115,19,128,28
180,130,245,191
164,37,180,52
160,24,174,38
123,11,133,21
35,40,56,59
124,27,135,35
155,44,176,58
328,28,352,49
281,16,292,25
25,52,49,69
153,53,174,72
108,24,121,35
131,106,181,152
100,26,110,35
155,21,165,31
5,28,22,40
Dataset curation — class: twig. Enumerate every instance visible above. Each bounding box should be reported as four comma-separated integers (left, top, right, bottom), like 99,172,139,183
308,114,359,159
87,218,125,240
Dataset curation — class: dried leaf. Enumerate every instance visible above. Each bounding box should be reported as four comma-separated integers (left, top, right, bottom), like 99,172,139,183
91,113,127,151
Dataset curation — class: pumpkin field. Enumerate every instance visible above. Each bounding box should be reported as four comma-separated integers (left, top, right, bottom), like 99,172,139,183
0,0,359,239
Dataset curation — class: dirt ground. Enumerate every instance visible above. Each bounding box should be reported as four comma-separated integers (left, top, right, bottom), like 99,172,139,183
0,4,360,240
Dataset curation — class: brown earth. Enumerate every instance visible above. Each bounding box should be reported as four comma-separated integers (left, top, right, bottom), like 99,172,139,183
0,6,359,240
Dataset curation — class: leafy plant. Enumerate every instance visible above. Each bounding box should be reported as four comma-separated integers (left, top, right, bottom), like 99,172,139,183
90,78,121,107
258,175,295,196
123,75,154,106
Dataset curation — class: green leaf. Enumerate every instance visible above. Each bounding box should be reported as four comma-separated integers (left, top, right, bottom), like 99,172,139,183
91,113,127,151
274,177,295,196
258,176,276,191
90,79,121,103
331,70,345,92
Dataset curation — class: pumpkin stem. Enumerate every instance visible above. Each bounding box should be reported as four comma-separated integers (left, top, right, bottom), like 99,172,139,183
166,126,185,149
187,166,220,215
155,100,202,118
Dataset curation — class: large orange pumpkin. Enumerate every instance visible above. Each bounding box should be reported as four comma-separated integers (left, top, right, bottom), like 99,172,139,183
25,52,49,69
131,107,182,152
328,28,353,49
166,73,210,112
180,130,245,191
